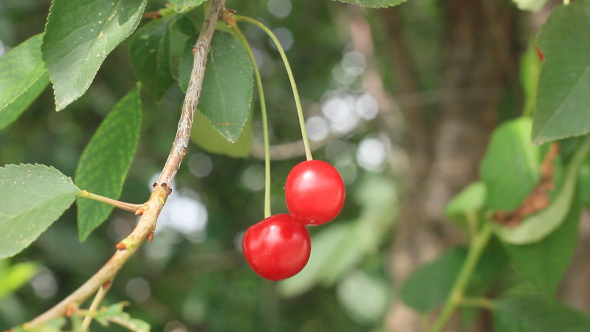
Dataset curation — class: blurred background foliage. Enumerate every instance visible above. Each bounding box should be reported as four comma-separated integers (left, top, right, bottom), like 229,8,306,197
0,0,551,331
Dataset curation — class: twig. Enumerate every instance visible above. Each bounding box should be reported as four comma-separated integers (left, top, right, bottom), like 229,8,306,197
24,0,226,327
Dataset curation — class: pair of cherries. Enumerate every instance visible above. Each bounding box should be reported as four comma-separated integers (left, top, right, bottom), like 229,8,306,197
242,160,345,280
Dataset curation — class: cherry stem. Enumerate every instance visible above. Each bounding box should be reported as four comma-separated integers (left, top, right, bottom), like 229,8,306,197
233,15,313,161
77,190,142,213
80,281,110,331
231,24,272,219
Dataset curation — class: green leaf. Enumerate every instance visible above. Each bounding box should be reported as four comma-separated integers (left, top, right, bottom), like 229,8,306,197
75,88,141,241
0,34,49,130
42,0,147,111
0,164,80,259
400,247,465,313
13,318,67,332
336,271,390,324
494,296,590,332
199,32,254,143
170,0,207,13
512,0,549,11
578,157,590,209
0,262,40,301
444,181,486,234
95,302,150,331
191,110,252,158
175,15,197,37
333,0,407,8
481,118,540,211
532,1,590,144
520,39,543,117
502,200,581,297
493,137,590,244
130,15,176,101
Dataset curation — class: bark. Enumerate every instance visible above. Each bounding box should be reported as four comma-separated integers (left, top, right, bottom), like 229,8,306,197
384,1,521,331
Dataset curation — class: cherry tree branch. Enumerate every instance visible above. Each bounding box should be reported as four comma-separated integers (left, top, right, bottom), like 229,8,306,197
24,0,226,327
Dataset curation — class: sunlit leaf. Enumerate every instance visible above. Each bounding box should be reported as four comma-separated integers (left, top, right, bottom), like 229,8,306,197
0,34,49,129
170,0,207,13
75,88,141,241
0,261,40,301
191,109,252,158
42,0,147,111
0,164,80,259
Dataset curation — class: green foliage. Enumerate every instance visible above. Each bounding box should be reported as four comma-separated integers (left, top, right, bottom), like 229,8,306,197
578,157,590,209
520,40,543,117
533,1,590,144
336,270,389,324
75,88,142,241
130,16,176,101
511,0,549,11
13,318,67,332
194,32,254,143
334,0,407,8
191,110,253,158
0,261,39,302
444,181,486,234
94,302,150,331
493,137,590,244
0,34,49,130
42,0,147,111
170,0,207,13
0,164,79,259
502,200,581,297
480,118,540,211
493,296,590,332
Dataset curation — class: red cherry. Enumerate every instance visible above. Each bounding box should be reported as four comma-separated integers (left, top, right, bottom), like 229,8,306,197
536,45,544,62
242,214,311,281
285,160,345,225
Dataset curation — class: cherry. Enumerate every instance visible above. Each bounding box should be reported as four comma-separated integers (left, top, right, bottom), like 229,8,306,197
242,214,311,281
285,160,345,226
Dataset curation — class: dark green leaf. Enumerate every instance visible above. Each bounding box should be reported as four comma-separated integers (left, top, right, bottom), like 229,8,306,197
75,88,141,241
494,296,590,332
333,0,406,8
199,32,254,143
532,1,590,143
512,0,549,11
130,16,176,101
178,35,196,93
400,247,465,313
0,34,49,130
502,200,581,297
481,118,540,211
191,110,252,158
170,0,207,13
42,0,147,111
493,138,590,244
175,15,197,36
0,164,80,259
0,261,40,301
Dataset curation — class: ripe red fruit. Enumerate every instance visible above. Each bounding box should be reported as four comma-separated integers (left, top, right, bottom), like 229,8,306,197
285,160,345,225
242,214,311,281
536,45,544,62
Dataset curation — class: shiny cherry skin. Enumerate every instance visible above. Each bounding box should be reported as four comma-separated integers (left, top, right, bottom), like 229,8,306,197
242,214,311,281
285,160,345,226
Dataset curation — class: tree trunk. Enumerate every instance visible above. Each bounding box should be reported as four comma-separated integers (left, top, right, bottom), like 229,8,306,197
385,0,521,331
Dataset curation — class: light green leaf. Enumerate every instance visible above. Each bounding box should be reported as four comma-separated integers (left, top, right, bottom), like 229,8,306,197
502,200,581,297
170,0,207,13
333,0,406,8
481,118,540,210
520,39,543,117
130,15,176,101
0,164,80,259
199,32,254,143
512,0,549,11
494,296,590,332
75,88,141,241
336,271,389,324
0,262,40,301
0,34,49,130
191,110,252,158
445,182,486,217
532,1,590,143
95,302,150,331
42,0,147,111
13,318,67,332
493,137,590,244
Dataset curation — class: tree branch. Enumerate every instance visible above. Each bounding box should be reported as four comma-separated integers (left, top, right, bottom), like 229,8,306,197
24,0,226,327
